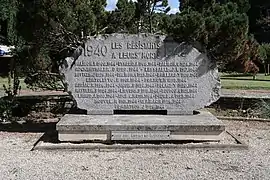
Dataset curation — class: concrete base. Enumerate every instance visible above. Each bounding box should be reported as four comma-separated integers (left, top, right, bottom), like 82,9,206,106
56,110,225,142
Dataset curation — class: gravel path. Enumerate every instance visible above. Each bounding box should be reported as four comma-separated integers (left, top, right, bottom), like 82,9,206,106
0,120,270,180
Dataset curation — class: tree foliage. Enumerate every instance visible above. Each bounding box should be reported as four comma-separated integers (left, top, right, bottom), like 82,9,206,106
1,0,170,90
259,43,270,75
106,0,170,34
167,0,250,65
181,0,250,13
248,0,270,43
0,0,267,91
135,0,170,33
106,0,137,33
259,43,270,62
1,0,107,90
0,0,19,45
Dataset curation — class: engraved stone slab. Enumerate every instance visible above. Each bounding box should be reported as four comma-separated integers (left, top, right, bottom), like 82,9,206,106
60,34,220,115
111,131,170,140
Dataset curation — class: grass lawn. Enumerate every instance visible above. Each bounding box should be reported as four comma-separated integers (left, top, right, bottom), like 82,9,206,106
0,77,28,91
220,73,270,90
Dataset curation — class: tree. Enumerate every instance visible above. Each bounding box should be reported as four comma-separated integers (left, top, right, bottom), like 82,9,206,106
237,36,261,79
135,0,170,33
106,0,170,34
181,0,250,13
248,0,270,43
168,1,250,66
106,0,137,33
1,0,107,90
0,0,19,45
259,43,270,75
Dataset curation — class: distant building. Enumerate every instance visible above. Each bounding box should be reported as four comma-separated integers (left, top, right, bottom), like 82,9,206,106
0,45,14,57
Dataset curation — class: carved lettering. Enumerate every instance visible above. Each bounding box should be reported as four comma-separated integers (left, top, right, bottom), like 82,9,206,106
84,44,107,57
61,34,220,112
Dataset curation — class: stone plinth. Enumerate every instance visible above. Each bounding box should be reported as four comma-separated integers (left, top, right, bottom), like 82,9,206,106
57,110,225,142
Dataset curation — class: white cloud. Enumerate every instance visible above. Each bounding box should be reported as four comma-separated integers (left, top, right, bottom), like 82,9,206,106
105,0,117,11
167,8,179,14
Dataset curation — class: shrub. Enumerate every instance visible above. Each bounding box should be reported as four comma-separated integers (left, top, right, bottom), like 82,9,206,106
0,71,21,122
254,100,270,119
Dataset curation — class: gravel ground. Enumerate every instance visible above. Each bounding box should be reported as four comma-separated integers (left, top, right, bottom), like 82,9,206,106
0,120,270,180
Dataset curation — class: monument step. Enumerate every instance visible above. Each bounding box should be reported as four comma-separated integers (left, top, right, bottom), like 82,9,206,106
57,110,225,142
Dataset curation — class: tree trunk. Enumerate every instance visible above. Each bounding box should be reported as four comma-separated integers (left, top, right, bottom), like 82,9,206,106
264,63,267,76
149,15,152,33
149,1,155,33
138,18,142,33
268,64,270,75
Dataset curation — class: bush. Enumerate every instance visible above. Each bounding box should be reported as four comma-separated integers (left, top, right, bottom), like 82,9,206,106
0,72,21,122
254,100,270,119
259,43,270,75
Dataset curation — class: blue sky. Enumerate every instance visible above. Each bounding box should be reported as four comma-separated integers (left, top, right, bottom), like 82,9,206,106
106,0,180,14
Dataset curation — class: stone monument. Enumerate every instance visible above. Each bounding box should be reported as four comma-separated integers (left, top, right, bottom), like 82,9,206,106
56,34,225,142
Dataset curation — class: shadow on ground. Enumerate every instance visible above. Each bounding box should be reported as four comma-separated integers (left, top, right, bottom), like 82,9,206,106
0,121,57,132
221,73,255,78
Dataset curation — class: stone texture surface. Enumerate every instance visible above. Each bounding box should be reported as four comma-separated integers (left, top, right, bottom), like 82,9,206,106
56,110,225,141
58,133,108,142
57,111,224,132
58,132,222,142
111,131,171,141
60,34,220,115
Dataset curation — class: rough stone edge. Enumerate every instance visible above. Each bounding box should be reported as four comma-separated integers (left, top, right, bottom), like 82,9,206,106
217,116,270,122
33,142,248,151
88,33,166,42
59,33,221,113
32,131,248,151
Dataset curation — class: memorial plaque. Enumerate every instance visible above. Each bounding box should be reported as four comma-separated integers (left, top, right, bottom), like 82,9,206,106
61,34,220,115
111,131,171,140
